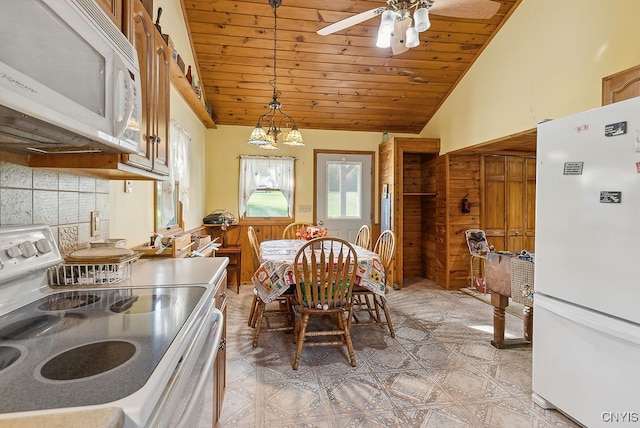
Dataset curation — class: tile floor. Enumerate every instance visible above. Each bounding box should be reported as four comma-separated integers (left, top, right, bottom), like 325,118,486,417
214,279,580,428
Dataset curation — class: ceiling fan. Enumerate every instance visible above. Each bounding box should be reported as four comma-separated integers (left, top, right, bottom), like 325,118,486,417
317,0,501,55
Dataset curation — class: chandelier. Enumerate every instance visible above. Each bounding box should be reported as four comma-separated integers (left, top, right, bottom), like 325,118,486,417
247,0,304,150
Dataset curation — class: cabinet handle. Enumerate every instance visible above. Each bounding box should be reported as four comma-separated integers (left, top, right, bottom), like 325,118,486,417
219,338,226,350
219,292,227,300
155,136,161,143
147,134,155,142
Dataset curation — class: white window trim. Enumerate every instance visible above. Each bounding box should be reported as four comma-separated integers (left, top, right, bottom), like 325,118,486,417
239,155,294,218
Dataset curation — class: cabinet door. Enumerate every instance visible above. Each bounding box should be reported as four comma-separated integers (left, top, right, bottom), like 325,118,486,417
151,31,171,175
95,0,123,29
125,0,153,171
602,64,640,105
214,275,227,425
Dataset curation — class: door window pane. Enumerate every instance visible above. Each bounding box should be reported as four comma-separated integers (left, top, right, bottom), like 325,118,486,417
326,162,361,219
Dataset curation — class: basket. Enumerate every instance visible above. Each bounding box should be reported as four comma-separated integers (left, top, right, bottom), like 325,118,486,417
510,257,535,307
49,253,140,286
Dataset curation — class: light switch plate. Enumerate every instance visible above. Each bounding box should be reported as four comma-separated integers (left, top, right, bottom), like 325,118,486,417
91,211,100,237
124,180,133,193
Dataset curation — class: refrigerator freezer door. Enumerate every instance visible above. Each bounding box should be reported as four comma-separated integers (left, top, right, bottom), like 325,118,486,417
533,294,640,427
536,96,640,325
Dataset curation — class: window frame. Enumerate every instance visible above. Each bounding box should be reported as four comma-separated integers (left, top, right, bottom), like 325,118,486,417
238,155,295,225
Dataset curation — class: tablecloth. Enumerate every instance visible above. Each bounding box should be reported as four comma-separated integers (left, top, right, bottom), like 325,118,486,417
251,239,386,303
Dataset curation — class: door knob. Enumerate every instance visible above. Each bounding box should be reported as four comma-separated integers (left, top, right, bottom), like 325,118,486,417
318,220,324,225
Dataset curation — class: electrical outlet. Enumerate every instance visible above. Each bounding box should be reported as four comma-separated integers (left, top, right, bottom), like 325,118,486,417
299,204,312,213
91,211,100,237
124,180,133,193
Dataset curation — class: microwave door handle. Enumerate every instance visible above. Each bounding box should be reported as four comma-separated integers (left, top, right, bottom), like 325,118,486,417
113,54,134,138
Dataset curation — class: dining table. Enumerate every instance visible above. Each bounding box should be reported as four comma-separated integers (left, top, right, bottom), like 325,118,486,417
251,239,386,304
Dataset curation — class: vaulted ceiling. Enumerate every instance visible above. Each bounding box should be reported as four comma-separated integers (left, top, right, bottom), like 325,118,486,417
181,0,522,135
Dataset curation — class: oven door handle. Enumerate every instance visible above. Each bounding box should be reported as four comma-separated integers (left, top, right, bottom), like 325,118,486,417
174,308,223,428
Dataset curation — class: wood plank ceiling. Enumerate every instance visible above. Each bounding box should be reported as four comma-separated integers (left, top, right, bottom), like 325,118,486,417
181,0,522,134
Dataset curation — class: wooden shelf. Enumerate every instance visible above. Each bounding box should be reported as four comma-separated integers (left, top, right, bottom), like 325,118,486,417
169,59,216,129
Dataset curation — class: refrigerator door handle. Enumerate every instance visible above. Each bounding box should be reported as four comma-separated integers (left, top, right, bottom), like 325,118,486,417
536,294,640,346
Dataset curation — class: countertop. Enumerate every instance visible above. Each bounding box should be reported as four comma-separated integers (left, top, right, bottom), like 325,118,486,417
0,407,123,428
127,256,229,287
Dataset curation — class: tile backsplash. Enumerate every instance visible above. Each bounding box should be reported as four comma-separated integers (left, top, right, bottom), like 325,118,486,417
0,160,110,257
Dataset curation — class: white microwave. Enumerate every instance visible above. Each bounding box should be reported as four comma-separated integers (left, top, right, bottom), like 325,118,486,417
0,0,142,154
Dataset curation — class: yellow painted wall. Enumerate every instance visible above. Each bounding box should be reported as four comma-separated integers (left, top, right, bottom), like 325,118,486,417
422,0,640,153
204,126,409,222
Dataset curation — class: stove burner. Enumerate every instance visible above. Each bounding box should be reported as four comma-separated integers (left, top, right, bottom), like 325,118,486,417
39,293,100,311
109,295,138,313
0,346,21,372
114,294,171,314
0,314,85,340
40,340,136,381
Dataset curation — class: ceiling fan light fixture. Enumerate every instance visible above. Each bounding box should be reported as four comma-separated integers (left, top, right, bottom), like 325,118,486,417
379,9,396,34
406,25,420,48
414,6,431,32
376,27,392,48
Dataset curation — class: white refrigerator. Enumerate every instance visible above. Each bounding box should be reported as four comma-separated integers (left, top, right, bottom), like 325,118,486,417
533,96,640,427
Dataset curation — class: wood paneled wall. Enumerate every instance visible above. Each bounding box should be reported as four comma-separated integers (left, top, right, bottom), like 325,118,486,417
435,154,482,289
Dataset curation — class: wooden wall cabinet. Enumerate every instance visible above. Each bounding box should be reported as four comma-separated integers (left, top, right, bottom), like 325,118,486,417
95,0,123,28
124,0,170,176
602,64,640,105
379,137,440,288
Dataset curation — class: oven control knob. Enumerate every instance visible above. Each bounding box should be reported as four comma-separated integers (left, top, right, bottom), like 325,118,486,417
35,238,53,254
6,245,22,259
20,241,37,258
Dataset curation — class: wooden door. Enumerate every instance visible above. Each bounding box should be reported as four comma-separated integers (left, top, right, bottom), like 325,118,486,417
482,155,507,250
482,155,536,252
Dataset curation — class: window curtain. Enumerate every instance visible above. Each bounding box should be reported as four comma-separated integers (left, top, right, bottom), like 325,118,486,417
239,155,295,218
162,120,190,223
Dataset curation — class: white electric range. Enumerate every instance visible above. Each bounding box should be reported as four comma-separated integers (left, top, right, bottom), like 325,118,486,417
0,225,226,427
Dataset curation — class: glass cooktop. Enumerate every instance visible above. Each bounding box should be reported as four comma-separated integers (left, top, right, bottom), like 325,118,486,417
0,286,206,413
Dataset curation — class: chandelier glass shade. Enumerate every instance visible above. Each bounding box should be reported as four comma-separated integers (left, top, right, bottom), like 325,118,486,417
247,0,304,150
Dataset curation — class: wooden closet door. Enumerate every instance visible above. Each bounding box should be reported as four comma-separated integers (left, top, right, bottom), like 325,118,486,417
482,155,536,253
482,156,507,251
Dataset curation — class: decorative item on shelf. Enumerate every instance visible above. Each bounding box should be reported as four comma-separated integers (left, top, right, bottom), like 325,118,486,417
296,226,328,241
247,0,304,150
154,7,162,34
185,65,193,85
177,54,185,74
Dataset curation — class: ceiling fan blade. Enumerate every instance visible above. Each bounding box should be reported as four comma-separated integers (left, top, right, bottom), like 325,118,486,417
429,0,501,20
391,19,410,56
317,7,386,36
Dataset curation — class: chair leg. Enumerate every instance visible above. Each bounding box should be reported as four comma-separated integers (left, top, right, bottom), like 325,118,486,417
252,300,265,348
247,292,258,327
338,311,357,367
377,296,395,338
292,314,309,370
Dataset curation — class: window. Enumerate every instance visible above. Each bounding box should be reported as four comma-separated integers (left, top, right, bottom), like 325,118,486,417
326,161,362,219
239,156,294,218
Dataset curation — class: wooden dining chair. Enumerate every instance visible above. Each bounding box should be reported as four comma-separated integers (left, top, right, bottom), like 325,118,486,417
248,226,294,347
282,222,313,239
290,237,358,369
350,229,396,337
353,224,371,250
